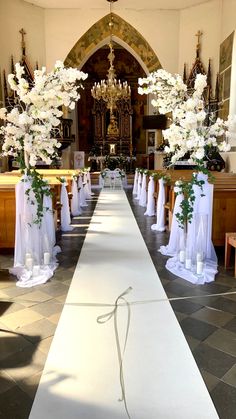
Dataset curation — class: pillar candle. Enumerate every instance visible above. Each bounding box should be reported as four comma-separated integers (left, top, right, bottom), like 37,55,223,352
25,257,33,271
197,261,204,275
44,252,50,265
179,250,185,263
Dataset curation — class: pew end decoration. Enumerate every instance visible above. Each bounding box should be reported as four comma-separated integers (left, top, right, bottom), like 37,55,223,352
138,69,236,285
0,61,87,286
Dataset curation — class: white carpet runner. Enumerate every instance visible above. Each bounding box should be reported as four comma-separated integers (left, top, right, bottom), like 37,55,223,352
29,189,218,419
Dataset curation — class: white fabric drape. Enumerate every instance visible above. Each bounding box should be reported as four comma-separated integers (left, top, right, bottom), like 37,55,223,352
87,171,94,196
60,182,73,232
78,175,88,207
10,175,60,287
132,169,139,195
135,172,142,200
144,176,155,216
139,173,147,207
159,189,184,256
83,173,91,199
151,178,166,231
163,174,217,284
71,178,82,217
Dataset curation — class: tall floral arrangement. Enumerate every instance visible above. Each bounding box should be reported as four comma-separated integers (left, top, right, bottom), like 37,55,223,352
138,70,235,166
0,60,87,168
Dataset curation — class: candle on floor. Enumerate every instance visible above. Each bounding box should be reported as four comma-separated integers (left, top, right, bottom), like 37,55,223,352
185,258,192,270
196,252,202,262
25,257,33,271
179,250,185,263
44,252,50,265
197,261,204,275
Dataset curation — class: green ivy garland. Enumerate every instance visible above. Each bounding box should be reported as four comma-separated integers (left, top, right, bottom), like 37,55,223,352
24,169,52,225
175,172,205,228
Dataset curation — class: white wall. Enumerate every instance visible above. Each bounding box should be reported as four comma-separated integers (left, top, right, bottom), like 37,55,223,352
221,0,236,41
178,0,222,89
44,8,180,73
0,0,46,78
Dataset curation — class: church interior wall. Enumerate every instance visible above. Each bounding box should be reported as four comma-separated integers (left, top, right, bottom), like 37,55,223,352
44,8,180,73
0,0,46,76
178,0,222,88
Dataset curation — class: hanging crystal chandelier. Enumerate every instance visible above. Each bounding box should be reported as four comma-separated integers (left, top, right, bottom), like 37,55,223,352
91,0,131,116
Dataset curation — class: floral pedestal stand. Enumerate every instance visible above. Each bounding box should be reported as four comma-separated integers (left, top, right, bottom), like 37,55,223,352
162,175,218,285
10,174,61,287
151,178,166,232
144,175,155,216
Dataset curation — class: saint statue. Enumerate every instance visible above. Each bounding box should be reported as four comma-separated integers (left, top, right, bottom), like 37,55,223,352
107,114,119,135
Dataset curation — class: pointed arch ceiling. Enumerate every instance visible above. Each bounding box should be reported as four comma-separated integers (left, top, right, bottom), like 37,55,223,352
64,13,161,73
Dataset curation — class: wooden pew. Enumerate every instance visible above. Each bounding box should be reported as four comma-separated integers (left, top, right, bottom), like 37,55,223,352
0,176,63,249
153,171,236,246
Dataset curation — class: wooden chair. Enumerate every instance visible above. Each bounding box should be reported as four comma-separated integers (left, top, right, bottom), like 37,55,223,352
225,232,236,277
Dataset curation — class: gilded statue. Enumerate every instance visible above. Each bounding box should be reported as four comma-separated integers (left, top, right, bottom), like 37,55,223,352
107,115,119,135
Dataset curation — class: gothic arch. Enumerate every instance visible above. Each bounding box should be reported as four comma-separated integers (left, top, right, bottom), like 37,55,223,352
64,13,161,73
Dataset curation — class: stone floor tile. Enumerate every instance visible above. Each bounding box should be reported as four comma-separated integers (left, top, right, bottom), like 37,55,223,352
200,368,220,392
222,363,236,388
0,329,33,362
14,318,56,343
205,328,236,357
208,297,236,315
191,306,235,327
37,336,53,355
0,308,44,330
18,370,42,399
170,298,203,315
180,317,217,341
224,317,236,334
0,371,17,395
4,346,47,382
211,381,236,419
31,300,63,317
0,385,33,419
193,343,236,378
185,334,200,351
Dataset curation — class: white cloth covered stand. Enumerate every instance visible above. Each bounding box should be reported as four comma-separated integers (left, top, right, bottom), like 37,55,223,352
87,171,94,195
144,176,155,216
135,172,142,200
78,175,88,207
161,174,218,284
10,175,60,287
71,178,82,217
159,189,184,256
151,178,166,231
132,169,139,195
60,182,73,232
83,173,91,200
139,173,147,207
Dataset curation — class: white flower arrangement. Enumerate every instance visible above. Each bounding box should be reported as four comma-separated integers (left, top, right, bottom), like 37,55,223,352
0,61,87,168
138,70,236,166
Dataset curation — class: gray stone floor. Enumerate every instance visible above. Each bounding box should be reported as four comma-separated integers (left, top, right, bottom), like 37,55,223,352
0,189,236,418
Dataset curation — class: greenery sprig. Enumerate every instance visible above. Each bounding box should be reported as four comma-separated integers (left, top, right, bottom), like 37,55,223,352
24,169,52,225
175,172,205,228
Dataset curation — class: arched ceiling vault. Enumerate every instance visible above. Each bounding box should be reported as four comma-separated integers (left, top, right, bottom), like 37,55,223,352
64,13,161,74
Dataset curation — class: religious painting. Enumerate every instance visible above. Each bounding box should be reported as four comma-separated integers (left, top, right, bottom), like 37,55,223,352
219,31,234,73
147,130,156,147
74,151,85,169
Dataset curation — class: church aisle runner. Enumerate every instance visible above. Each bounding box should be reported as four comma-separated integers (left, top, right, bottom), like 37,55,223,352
29,189,218,419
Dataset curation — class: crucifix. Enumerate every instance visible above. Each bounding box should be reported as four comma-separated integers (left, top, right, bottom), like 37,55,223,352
19,28,26,58
195,30,203,58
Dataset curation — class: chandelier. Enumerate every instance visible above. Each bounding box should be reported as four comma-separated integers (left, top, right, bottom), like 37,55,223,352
91,0,131,116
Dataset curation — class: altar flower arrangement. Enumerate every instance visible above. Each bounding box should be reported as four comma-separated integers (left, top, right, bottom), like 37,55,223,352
138,70,235,166
0,61,87,168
